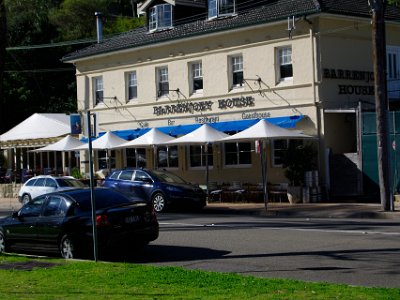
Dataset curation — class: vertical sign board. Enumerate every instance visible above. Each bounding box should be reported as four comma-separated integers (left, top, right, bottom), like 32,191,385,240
70,114,82,135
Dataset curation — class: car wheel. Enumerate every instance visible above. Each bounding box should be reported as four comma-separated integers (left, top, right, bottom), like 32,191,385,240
60,235,76,259
152,193,166,213
22,194,31,205
0,230,6,254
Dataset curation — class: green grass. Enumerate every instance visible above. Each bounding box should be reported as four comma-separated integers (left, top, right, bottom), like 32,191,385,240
0,254,399,299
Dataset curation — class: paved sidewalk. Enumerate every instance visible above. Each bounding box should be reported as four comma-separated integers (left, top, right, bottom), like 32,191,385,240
1,197,399,219
205,201,400,219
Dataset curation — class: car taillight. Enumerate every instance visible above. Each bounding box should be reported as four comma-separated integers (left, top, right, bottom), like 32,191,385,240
96,214,111,227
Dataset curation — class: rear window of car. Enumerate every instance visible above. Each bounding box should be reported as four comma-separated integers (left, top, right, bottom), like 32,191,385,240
72,189,135,213
151,170,186,184
34,178,46,187
56,178,85,188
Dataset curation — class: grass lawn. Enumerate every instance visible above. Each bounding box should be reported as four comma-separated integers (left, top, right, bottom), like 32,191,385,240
0,254,399,299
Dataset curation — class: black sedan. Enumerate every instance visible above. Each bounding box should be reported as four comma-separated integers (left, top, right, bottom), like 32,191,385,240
0,188,159,259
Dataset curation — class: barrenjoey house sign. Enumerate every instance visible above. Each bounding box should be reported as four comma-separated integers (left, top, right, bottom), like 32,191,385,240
323,68,374,96
153,96,256,116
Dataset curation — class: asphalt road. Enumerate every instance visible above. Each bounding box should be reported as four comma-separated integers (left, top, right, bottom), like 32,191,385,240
130,212,400,288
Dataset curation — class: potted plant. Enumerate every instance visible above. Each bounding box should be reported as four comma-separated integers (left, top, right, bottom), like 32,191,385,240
282,142,317,203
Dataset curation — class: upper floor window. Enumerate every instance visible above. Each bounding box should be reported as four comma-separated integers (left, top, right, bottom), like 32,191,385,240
127,71,137,101
94,76,103,105
190,62,203,94
277,46,293,82
208,0,235,19
157,67,169,97
149,4,172,32
230,55,243,88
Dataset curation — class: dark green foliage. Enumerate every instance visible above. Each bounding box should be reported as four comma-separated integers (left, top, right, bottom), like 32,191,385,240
282,142,317,186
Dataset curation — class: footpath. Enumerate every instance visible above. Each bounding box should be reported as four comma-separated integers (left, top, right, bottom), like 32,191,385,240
1,197,400,219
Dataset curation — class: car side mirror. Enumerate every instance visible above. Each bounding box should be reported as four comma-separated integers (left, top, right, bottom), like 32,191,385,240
140,178,152,184
12,211,20,219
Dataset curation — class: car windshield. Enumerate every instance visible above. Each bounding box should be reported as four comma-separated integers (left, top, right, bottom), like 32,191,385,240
56,178,86,188
150,170,187,184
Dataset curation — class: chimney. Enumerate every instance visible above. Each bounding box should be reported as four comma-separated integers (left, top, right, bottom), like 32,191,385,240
95,12,103,43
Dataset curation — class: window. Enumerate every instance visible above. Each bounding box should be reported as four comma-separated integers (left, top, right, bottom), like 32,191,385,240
208,0,235,19
231,55,243,88
190,62,203,93
277,47,293,81
157,146,178,168
189,145,213,168
387,46,400,99
127,71,137,100
19,197,45,218
224,142,251,166
43,196,69,217
157,67,169,97
94,76,104,105
133,170,152,182
98,150,116,170
272,139,302,167
149,4,172,31
126,148,146,168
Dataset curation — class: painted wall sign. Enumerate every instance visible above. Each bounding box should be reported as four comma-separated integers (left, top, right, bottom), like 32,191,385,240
323,68,374,83
323,68,374,96
153,96,255,116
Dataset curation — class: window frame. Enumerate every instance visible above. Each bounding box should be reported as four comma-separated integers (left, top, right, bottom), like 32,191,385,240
188,144,213,169
223,141,252,168
230,55,243,89
127,71,138,101
149,3,173,32
208,0,236,19
190,61,203,94
93,76,104,105
125,148,147,168
271,139,303,167
157,146,178,169
277,46,293,82
157,66,169,98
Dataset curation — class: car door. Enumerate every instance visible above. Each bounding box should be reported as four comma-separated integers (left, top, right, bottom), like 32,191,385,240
114,170,135,194
35,195,71,253
43,178,58,195
132,170,154,200
30,177,47,199
5,196,46,252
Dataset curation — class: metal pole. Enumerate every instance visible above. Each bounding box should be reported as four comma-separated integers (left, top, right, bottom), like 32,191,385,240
87,111,98,261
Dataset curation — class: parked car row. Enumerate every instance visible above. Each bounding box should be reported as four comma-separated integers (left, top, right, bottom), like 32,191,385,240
0,169,205,259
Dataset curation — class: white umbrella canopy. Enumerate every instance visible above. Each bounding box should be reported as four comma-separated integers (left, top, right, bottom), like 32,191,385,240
73,131,127,150
112,128,176,149
221,119,312,142
161,124,230,195
220,119,314,210
31,135,85,152
162,123,229,145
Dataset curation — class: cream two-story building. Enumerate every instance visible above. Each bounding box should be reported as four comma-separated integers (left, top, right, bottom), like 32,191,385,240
62,0,400,200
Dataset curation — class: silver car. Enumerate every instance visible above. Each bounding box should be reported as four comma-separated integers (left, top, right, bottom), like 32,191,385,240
18,175,86,204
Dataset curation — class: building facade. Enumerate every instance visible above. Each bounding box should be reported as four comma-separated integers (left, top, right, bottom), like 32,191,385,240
62,0,400,199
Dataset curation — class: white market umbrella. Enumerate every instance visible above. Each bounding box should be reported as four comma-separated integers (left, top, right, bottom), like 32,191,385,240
31,135,84,152
113,128,175,148
220,119,314,210
73,131,127,172
162,124,230,194
111,128,176,169
73,131,127,150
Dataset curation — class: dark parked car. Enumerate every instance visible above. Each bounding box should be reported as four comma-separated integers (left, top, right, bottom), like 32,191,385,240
0,188,159,259
103,168,207,212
